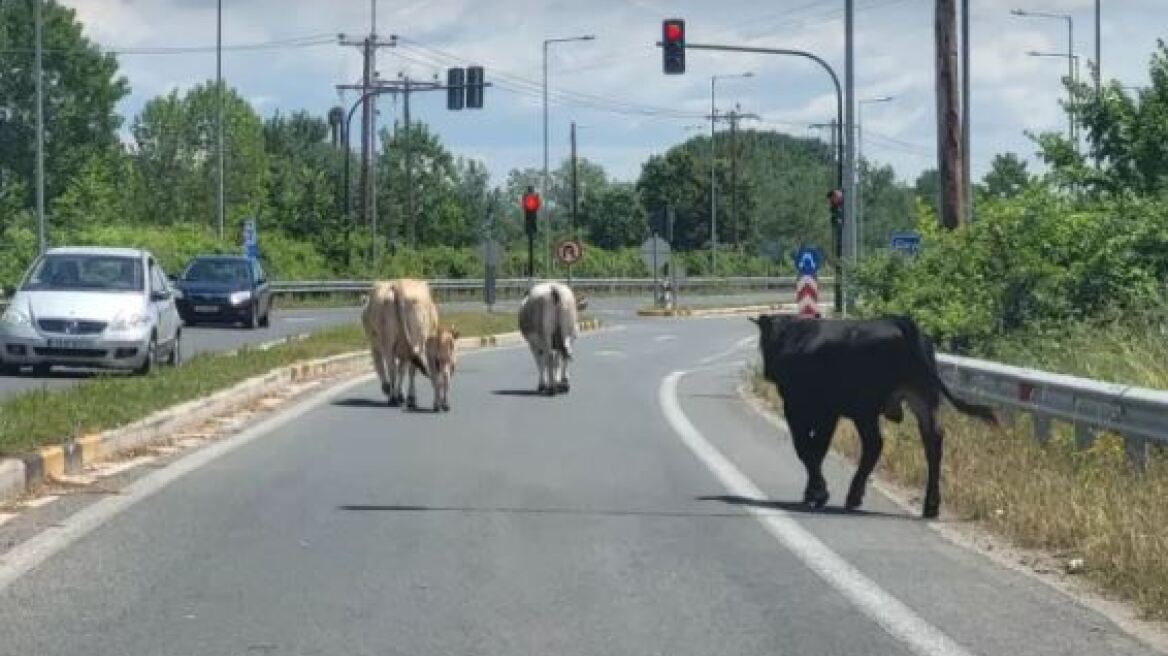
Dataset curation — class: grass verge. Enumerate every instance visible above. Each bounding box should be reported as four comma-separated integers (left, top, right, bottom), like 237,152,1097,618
0,310,520,456
749,367,1168,621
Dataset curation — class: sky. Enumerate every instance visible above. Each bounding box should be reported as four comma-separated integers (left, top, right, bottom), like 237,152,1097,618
61,0,1165,186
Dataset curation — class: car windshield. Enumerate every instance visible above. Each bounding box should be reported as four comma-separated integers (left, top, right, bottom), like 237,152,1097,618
21,254,144,293
182,259,251,285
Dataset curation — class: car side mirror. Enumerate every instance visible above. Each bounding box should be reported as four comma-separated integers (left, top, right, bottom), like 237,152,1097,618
167,274,178,284
151,290,170,302
1,285,13,298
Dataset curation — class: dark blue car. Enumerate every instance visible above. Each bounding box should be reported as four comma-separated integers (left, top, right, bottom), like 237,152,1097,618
174,256,273,329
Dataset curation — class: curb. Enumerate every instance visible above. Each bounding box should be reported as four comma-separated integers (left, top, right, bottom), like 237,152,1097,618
0,318,603,502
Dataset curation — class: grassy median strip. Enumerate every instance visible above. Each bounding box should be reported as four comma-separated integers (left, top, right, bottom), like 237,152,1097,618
750,368,1168,621
0,311,519,456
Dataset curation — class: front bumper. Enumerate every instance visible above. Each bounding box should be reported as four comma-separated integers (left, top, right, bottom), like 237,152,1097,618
0,325,152,370
176,298,252,322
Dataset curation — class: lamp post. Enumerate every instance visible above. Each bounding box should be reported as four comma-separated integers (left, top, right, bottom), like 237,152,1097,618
1012,9,1075,146
1027,50,1081,146
709,71,753,277
543,35,595,277
857,95,893,258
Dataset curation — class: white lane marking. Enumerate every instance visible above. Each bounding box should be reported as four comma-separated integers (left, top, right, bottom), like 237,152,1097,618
698,335,757,365
653,334,677,342
21,496,58,509
659,371,974,656
0,344,523,592
594,350,625,358
0,513,16,528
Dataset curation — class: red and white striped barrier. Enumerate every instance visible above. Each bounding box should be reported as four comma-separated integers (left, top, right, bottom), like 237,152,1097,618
795,275,818,318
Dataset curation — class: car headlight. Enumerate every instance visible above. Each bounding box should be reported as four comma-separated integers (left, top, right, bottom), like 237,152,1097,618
1,306,30,327
110,311,152,331
229,290,252,306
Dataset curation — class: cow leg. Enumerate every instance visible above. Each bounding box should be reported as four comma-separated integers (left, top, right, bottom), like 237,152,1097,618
386,357,403,407
406,362,419,410
543,351,557,396
531,348,549,393
557,354,570,394
786,413,828,509
369,344,391,399
906,391,944,519
804,414,838,509
846,414,884,511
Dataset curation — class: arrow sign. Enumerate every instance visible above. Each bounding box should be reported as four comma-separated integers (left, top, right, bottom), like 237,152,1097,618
793,245,821,277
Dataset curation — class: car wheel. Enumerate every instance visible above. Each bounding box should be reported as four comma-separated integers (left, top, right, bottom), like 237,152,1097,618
32,363,51,377
259,306,271,328
248,303,260,330
166,331,182,367
135,335,157,375
0,362,19,376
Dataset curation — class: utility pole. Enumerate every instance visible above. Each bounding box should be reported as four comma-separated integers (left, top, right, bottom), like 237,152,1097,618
722,106,759,250
215,0,224,241
569,120,578,282
961,0,972,224
338,2,394,231
935,0,965,229
404,76,414,247
1094,0,1101,93
34,0,45,254
844,0,857,273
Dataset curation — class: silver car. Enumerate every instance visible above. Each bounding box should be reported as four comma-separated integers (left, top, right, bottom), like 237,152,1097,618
0,247,182,375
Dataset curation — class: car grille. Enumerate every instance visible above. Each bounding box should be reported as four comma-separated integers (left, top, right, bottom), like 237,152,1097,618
33,347,107,358
185,294,228,304
37,319,107,335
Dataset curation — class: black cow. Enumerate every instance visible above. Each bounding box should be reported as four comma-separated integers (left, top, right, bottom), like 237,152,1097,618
750,314,997,518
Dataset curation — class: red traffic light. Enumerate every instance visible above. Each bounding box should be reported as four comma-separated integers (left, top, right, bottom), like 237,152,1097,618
663,20,683,43
522,192,541,213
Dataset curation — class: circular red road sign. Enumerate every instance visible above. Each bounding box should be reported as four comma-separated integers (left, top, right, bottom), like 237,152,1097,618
556,239,583,265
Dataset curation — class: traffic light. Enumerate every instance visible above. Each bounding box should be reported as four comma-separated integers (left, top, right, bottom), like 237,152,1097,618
522,188,541,237
662,19,685,74
446,67,465,110
466,65,484,109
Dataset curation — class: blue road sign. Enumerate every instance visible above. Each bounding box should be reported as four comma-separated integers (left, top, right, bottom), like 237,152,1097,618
890,230,921,256
793,245,821,277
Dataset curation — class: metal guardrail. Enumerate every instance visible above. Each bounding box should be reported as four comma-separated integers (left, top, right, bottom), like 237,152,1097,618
268,276,811,296
937,353,1166,470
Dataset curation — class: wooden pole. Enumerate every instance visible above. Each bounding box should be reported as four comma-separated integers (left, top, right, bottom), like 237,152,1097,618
934,0,965,229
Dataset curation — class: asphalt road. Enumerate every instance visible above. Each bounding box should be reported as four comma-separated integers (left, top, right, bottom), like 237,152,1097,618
0,315,1156,655
0,292,783,400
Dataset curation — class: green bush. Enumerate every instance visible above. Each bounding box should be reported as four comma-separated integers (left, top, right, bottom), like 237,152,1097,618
852,190,1168,353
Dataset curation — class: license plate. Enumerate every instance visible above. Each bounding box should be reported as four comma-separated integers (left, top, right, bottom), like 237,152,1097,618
47,338,93,349
194,305,219,313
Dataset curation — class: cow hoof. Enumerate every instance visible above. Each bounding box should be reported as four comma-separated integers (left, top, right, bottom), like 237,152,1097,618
387,396,402,408
557,382,570,394
804,489,830,510
845,493,864,511
406,397,418,410
537,383,549,394
441,403,450,412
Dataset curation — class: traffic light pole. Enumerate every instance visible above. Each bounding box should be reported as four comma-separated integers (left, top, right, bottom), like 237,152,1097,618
678,42,845,314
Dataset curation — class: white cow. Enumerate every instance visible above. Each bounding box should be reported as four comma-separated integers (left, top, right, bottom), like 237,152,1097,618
361,278,439,409
518,281,579,395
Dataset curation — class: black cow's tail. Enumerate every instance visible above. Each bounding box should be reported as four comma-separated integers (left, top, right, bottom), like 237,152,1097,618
892,316,998,425
393,286,430,378
550,286,569,360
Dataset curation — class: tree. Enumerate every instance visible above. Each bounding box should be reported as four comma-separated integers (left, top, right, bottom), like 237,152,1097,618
1034,40,1168,197
914,169,940,215
376,121,469,248
583,184,647,249
51,149,135,231
859,161,915,253
0,0,128,208
979,152,1032,200
263,111,346,261
131,83,267,231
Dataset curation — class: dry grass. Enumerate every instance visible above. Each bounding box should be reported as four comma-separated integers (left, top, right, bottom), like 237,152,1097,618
749,368,1168,620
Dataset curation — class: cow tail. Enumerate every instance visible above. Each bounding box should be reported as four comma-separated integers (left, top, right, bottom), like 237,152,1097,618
893,316,998,425
550,287,569,360
393,288,430,378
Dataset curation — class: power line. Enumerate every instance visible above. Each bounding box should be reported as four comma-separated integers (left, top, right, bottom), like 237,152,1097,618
0,34,336,56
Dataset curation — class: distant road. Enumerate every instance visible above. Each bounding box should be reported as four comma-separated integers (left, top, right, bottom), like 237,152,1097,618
0,292,784,400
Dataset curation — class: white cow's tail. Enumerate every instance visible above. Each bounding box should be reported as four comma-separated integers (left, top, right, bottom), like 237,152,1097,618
393,289,430,378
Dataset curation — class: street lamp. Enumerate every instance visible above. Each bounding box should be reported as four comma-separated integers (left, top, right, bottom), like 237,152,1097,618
856,95,893,259
710,71,753,277
543,35,595,277
1012,9,1075,146
1028,50,1081,146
